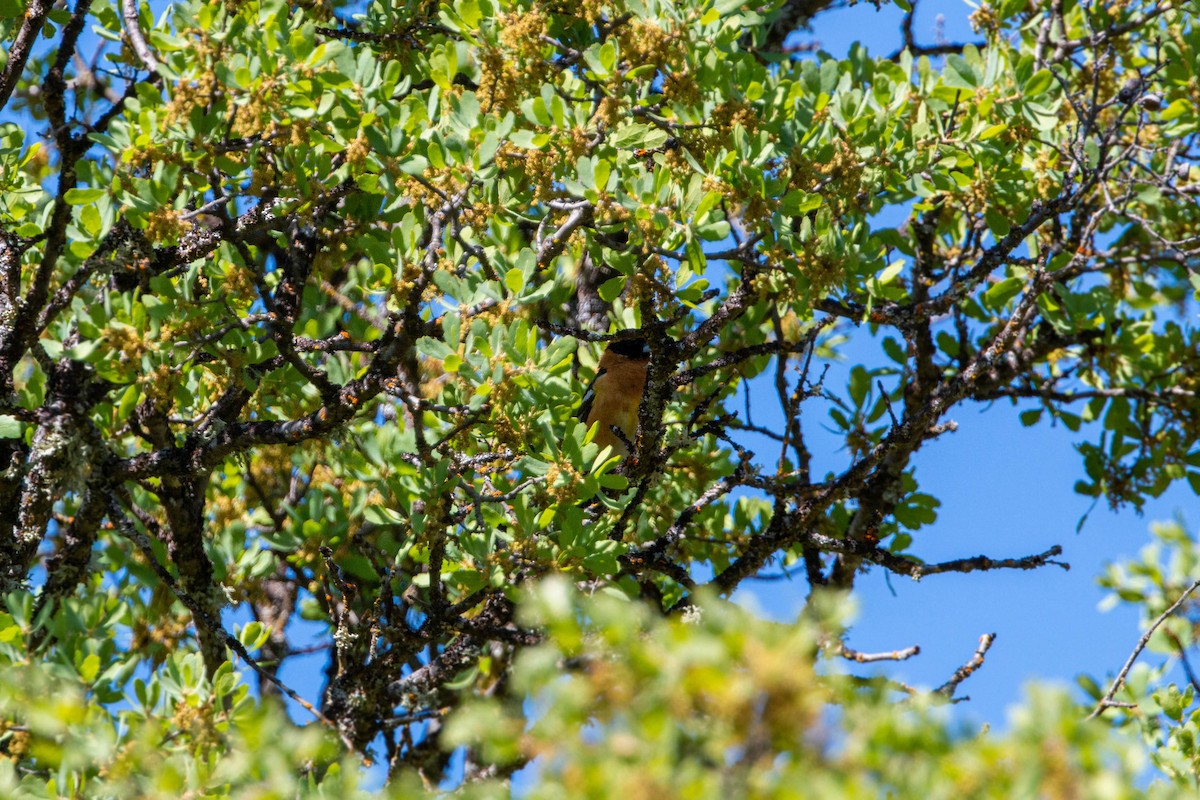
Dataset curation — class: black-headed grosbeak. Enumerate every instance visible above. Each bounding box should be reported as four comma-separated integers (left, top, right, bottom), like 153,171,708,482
578,336,650,457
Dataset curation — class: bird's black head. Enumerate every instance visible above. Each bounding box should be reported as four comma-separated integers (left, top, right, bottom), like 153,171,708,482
608,336,649,359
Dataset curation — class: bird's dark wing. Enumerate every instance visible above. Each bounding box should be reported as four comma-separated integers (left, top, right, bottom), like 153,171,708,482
577,368,606,423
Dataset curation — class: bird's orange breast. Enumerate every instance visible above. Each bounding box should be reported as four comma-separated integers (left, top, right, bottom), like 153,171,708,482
585,358,647,456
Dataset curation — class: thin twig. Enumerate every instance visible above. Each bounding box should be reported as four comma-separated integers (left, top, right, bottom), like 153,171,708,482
936,632,996,697
122,0,160,74
1088,578,1200,720
837,641,921,663
0,0,52,110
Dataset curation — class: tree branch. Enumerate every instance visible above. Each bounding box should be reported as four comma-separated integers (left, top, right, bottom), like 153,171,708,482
1088,578,1200,720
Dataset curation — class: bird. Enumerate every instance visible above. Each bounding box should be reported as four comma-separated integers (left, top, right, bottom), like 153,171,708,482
578,336,650,458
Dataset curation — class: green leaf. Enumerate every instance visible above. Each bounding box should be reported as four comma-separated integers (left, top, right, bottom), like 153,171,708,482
598,276,626,302
985,208,1011,237
979,123,1007,140
0,415,20,438
0,612,19,643
1024,68,1054,97
364,505,405,525
237,621,270,650
874,260,904,285
1020,409,1043,427
64,188,106,205
457,0,481,27
848,366,870,407
882,337,905,364
983,276,1024,309
77,654,100,683
65,340,98,361
609,124,669,150
944,55,978,89
505,267,526,295
509,129,547,149
584,42,616,77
